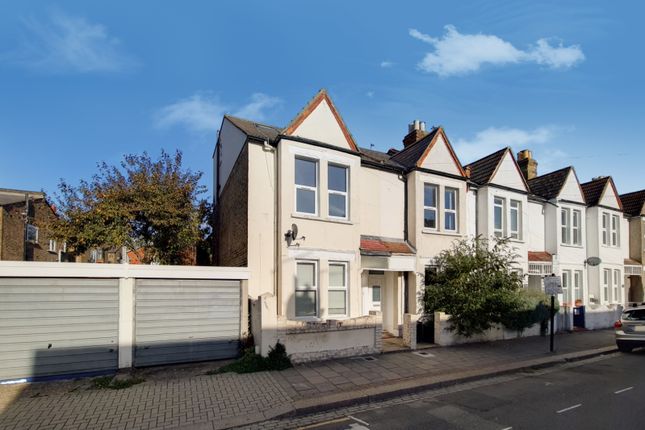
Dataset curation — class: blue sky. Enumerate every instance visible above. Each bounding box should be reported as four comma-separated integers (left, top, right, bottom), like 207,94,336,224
0,1,643,199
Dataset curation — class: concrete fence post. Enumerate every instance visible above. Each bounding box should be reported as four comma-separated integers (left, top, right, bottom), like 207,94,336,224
118,277,135,369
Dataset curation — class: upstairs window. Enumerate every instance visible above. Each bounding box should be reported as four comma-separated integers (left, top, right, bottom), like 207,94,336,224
328,262,348,316
423,184,438,229
611,214,620,247
328,164,348,219
493,197,505,238
601,213,609,245
295,158,318,215
561,208,571,244
510,200,521,239
444,188,458,232
572,210,582,246
295,261,318,317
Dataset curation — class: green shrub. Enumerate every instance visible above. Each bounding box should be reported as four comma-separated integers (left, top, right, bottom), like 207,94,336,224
501,289,560,333
209,342,292,375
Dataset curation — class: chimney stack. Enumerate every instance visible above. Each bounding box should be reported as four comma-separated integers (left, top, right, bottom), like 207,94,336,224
403,120,429,147
517,149,538,180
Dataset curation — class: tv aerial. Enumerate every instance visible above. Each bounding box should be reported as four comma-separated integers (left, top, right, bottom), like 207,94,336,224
285,223,305,246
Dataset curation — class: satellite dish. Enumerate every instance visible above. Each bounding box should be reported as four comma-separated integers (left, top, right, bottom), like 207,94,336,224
291,224,298,241
586,257,602,267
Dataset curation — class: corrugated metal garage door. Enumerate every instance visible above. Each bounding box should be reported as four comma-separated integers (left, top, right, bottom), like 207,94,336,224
0,278,119,381
134,279,240,366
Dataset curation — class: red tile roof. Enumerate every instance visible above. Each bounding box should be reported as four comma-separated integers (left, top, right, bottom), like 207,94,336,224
528,251,552,262
360,236,415,256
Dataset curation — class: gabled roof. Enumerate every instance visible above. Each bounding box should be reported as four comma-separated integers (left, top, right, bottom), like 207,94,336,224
389,127,439,168
465,147,528,188
389,127,466,178
620,189,645,217
283,89,359,152
527,166,574,200
360,235,415,256
0,188,46,205
580,176,622,209
224,115,282,143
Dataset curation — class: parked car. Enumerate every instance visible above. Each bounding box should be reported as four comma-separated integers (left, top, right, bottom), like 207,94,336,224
614,306,645,352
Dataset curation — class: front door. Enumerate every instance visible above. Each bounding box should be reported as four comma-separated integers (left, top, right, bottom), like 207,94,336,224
363,273,384,315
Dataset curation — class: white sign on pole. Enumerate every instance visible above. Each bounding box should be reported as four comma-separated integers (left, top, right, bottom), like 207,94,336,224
544,275,563,295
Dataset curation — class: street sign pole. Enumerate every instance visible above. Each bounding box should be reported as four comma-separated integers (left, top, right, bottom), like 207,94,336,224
544,274,562,353
550,294,555,352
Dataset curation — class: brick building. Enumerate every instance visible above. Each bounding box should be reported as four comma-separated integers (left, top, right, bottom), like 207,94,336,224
0,188,66,261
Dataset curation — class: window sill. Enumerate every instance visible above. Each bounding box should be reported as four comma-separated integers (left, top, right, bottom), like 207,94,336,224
422,229,461,237
291,213,353,225
561,244,584,249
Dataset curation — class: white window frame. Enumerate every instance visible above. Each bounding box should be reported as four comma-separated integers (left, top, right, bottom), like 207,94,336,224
562,270,571,305
48,239,57,253
26,224,39,243
574,270,583,303
294,157,319,216
295,260,319,318
509,200,521,240
561,208,571,245
493,197,505,238
572,209,582,246
423,184,438,230
328,261,348,317
62,242,67,253
613,269,620,303
602,212,609,245
327,164,349,220
611,214,620,247
603,269,610,304
444,188,458,232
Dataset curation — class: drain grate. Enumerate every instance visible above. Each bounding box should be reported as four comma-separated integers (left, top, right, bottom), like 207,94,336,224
350,356,378,362
412,350,435,358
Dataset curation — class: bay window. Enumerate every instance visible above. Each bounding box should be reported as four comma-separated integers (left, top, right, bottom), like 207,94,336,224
295,158,318,215
603,269,610,303
510,200,521,239
561,208,570,244
613,269,620,303
572,210,582,245
561,208,582,246
611,215,620,247
328,164,348,219
562,270,571,305
602,213,609,245
493,197,505,238
444,188,458,232
424,184,438,229
295,261,318,317
328,262,348,316
574,270,583,302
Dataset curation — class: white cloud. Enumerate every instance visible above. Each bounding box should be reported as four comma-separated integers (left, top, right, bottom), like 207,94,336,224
409,25,584,76
380,61,394,68
232,93,281,121
455,126,555,163
154,92,281,134
366,91,375,98
8,11,136,73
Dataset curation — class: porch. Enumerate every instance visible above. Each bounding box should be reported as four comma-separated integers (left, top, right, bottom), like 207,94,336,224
625,259,644,305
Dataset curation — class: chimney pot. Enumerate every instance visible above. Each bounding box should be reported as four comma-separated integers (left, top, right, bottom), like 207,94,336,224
403,119,429,147
517,149,538,180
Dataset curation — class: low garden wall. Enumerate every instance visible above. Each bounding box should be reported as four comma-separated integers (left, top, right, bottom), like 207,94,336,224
584,304,623,330
251,293,382,362
433,311,549,346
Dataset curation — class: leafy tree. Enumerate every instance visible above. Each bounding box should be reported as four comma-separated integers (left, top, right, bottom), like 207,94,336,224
50,150,207,265
422,237,524,337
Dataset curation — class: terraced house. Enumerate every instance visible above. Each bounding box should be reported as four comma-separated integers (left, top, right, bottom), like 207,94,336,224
213,90,636,359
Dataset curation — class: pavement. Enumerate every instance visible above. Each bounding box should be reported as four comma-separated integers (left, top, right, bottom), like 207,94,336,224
272,350,645,430
0,330,616,430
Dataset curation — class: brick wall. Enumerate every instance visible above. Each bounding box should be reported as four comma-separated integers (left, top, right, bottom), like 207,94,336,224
0,198,59,262
214,143,248,267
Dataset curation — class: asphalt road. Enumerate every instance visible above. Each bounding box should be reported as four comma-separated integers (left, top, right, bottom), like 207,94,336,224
300,350,645,430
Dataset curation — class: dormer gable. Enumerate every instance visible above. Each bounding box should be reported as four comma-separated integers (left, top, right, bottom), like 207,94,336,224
283,89,358,151
417,128,466,176
489,149,529,192
558,168,585,203
598,179,622,210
